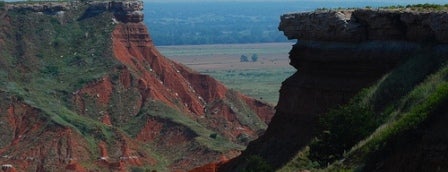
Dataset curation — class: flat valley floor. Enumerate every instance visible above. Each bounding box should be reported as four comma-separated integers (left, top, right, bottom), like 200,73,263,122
158,42,296,104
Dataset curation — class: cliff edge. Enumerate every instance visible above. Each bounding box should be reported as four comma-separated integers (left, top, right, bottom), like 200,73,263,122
220,8,448,171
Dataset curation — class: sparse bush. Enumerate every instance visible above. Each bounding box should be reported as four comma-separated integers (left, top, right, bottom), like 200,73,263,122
309,104,379,166
403,3,448,11
209,133,218,139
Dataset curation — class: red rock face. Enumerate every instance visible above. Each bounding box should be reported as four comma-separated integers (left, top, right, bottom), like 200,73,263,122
43,21,275,170
109,21,274,141
0,98,91,171
0,2,274,171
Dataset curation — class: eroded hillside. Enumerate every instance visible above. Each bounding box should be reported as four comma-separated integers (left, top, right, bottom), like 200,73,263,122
219,7,448,172
0,1,274,171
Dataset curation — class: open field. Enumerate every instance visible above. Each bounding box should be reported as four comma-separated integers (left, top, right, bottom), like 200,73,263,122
157,42,296,104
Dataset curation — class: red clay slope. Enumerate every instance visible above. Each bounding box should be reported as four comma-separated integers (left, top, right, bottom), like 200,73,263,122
0,1,274,171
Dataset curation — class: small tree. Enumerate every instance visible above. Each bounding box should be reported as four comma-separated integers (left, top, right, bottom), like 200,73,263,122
240,54,249,62
251,54,258,62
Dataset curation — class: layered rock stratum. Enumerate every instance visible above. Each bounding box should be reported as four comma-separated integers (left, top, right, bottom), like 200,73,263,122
0,1,274,171
217,8,448,171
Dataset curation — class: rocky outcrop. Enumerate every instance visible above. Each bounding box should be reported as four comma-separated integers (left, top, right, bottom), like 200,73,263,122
86,1,144,23
220,9,448,171
7,0,144,22
279,9,448,43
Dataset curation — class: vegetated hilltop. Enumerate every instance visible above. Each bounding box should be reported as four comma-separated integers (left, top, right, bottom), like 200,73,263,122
0,1,274,171
216,5,448,172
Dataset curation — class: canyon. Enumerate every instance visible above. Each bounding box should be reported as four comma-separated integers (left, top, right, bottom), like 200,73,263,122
1,1,448,171
0,1,273,171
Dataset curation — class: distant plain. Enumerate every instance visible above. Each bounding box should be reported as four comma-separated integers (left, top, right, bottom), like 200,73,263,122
158,43,295,104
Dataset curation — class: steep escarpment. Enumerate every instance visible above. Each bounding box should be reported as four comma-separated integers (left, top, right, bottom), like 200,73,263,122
0,1,274,171
220,8,448,171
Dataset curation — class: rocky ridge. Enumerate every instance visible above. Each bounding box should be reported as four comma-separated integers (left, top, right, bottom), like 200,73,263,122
279,9,448,42
0,1,274,171
218,8,448,171
6,1,144,22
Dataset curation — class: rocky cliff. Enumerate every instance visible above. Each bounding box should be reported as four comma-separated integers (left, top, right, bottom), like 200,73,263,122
219,8,448,171
0,1,274,171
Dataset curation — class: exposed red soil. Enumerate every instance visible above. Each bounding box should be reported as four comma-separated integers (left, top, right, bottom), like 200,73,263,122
1,17,274,172
65,162,87,172
73,77,114,115
241,94,274,124
101,113,113,126
136,117,165,142
0,100,92,171
110,22,274,140
189,158,228,172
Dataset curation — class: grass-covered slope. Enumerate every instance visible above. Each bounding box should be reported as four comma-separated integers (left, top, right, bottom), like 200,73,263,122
0,2,274,171
279,46,448,171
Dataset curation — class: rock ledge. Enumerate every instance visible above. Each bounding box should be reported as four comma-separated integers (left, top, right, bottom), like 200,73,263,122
279,9,448,43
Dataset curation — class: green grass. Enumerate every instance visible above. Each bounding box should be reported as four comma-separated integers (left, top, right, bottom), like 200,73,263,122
136,101,245,152
157,43,292,57
344,65,448,164
2,2,273,171
157,43,294,105
315,3,448,12
0,2,122,162
379,3,448,11
204,68,294,104
279,45,448,171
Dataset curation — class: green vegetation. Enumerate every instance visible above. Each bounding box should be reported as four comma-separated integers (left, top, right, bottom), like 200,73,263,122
158,43,294,104
251,54,258,62
280,47,448,171
0,4,124,160
205,68,294,104
345,66,448,167
144,2,299,45
316,3,448,12
240,54,249,62
131,100,245,152
225,89,267,130
309,103,379,166
240,54,259,62
380,3,448,11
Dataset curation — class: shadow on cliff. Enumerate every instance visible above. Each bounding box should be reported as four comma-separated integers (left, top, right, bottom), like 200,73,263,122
371,47,448,111
78,5,107,21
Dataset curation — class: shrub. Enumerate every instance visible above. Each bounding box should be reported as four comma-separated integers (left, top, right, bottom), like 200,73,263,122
309,104,379,166
209,133,218,139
